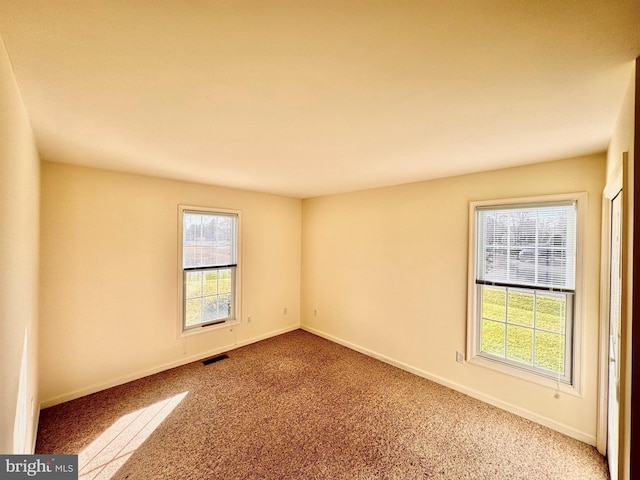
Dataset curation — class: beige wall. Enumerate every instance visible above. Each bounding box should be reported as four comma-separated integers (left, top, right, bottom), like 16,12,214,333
40,162,301,406
301,154,605,443
605,62,635,480
0,36,40,453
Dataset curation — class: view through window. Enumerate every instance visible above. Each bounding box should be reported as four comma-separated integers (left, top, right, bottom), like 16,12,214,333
470,198,580,385
180,207,239,332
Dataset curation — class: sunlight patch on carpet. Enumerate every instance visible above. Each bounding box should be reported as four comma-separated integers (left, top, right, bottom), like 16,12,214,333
78,391,188,480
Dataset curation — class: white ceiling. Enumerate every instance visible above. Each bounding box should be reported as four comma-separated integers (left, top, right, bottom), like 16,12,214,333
1,1,638,198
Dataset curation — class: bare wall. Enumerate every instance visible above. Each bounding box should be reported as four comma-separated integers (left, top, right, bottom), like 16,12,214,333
0,35,40,453
39,162,302,406
301,154,605,443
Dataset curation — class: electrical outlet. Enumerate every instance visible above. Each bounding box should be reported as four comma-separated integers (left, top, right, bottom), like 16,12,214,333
247,316,252,324
456,351,464,363
283,307,288,315
313,308,318,317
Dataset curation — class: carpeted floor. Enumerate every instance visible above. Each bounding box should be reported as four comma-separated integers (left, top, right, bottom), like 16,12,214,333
36,330,609,479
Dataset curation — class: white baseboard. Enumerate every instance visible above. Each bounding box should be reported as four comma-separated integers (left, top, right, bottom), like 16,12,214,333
234,324,299,349
39,323,595,446
40,324,299,409
301,325,596,446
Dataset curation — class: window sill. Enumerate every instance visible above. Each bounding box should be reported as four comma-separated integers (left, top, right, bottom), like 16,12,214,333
467,353,583,398
179,319,239,339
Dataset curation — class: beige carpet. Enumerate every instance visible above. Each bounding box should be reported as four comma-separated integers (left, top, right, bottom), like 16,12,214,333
36,330,609,479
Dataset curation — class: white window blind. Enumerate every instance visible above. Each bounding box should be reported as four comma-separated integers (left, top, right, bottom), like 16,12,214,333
476,202,576,291
183,212,237,269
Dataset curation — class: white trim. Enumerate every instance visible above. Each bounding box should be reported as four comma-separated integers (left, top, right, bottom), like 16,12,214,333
40,324,298,408
573,192,587,396
31,407,39,454
596,156,625,455
596,196,611,455
177,205,242,339
466,193,586,396
301,325,595,445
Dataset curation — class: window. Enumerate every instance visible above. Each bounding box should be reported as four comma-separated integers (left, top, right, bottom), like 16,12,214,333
467,194,585,392
178,206,241,335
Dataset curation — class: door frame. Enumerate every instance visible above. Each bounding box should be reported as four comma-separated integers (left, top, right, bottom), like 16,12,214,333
596,154,626,457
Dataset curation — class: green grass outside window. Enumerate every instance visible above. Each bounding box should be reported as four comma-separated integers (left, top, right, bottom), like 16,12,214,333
481,286,565,374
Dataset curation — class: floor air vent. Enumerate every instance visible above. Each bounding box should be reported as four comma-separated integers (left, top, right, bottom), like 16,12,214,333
202,354,228,365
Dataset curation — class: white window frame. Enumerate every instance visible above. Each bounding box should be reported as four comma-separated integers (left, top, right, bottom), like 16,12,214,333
178,205,242,338
466,193,586,396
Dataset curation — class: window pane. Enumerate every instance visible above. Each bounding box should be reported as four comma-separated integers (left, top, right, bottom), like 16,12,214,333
477,204,576,289
507,290,534,327
218,270,232,294
183,212,235,268
535,331,565,373
203,271,218,296
203,296,219,322
184,268,234,327
218,294,232,318
185,298,202,327
479,285,570,379
536,293,566,333
483,247,507,277
481,319,505,357
482,286,505,321
506,325,533,364
185,272,202,299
